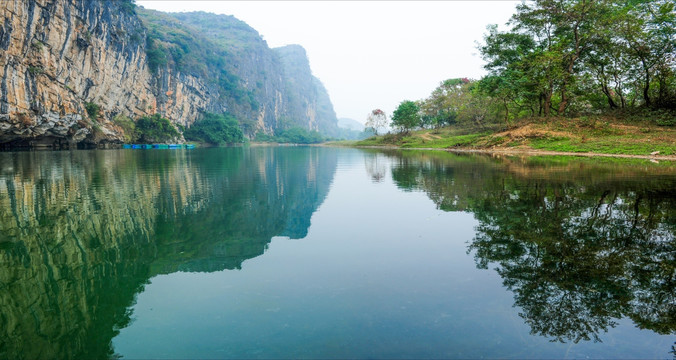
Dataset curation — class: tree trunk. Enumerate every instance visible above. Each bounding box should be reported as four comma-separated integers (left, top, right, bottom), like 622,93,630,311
602,83,618,109
613,73,626,108
503,99,510,125
558,85,569,114
642,59,651,107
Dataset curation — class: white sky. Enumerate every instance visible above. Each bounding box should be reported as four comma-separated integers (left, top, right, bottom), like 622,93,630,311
136,1,519,124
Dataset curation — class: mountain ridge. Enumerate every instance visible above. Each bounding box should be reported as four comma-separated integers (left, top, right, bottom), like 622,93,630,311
0,1,339,148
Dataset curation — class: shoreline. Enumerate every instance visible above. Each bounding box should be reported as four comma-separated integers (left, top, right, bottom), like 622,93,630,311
346,144,676,162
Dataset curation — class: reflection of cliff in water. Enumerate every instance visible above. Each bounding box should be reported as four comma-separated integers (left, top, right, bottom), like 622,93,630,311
388,151,676,346
0,147,337,359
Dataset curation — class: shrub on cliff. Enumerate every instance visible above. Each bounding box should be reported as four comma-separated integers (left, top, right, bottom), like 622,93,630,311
113,114,136,143
136,114,179,143
85,102,100,120
184,113,244,145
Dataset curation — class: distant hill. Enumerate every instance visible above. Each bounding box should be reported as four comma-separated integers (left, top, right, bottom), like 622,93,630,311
338,118,364,132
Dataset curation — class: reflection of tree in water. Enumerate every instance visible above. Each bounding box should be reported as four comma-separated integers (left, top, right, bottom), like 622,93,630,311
364,151,387,182
388,151,676,345
469,181,675,343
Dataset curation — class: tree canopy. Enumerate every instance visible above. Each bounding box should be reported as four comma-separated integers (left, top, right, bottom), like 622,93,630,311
391,100,421,133
479,0,676,119
379,0,676,136
184,113,244,145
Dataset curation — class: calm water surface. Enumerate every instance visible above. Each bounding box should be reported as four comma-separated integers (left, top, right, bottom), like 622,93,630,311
0,147,674,359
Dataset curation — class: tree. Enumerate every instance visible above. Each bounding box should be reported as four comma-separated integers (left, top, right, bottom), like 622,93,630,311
390,100,421,133
479,0,676,117
183,112,244,145
135,114,179,143
420,78,468,128
365,109,388,135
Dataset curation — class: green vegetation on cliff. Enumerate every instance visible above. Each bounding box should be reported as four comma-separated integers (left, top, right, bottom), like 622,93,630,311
137,9,339,138
138,9,257,111
255,127,326,144
184,113,244,145
136,114,180,143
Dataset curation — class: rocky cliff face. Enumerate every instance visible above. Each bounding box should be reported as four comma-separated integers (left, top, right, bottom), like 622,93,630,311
0,1,339,148
275,44,339,136
1,0,153,147
160,11,339,137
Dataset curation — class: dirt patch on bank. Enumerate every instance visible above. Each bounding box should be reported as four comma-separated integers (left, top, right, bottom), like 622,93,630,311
494,124,574,141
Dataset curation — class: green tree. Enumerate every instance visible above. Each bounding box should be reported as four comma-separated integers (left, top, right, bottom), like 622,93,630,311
184,113,244,145
135,114,179,143
479,0,676,117
420,79,466,128
391,100,421,133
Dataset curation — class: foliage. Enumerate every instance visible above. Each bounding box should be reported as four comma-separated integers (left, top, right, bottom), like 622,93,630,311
145,36,168,74
184,113,244,145
365,109,388,135
27,66,44,76
333,127,372,141
113,114,136,143
478,0,676,117
85,102,100,120
255,127,326,144
119,0,137,15
391,100,421,133
138,9,260,113
135,114,180,143
371,0,675,155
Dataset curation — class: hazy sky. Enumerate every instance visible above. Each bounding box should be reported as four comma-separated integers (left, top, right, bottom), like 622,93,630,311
136,1,519,124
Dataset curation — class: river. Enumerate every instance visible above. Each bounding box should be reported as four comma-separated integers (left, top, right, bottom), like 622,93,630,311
0,147,674,359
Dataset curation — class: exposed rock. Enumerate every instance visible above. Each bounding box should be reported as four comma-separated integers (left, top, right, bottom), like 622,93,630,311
0,1,340,147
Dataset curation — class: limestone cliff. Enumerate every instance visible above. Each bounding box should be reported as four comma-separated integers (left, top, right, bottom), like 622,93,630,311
1,0,154,147
275,44,339,136
0,1,339,148
157,11,340,137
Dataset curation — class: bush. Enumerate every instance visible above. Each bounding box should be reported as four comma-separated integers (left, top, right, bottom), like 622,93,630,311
254,127,325,144
136,114,179,142
145,36,168,74
85,102,100,120
276,127,325,144
113,114,136,142
184,113,244,145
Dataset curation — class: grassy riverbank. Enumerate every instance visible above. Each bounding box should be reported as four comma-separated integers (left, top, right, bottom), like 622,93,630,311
349,116,676,158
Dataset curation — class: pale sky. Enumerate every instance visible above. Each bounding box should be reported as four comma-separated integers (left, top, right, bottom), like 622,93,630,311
136,1,519,124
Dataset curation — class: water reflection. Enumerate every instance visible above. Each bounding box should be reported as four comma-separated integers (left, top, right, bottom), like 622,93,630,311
387,151,676,345
363,151,387,183
0,147,337,359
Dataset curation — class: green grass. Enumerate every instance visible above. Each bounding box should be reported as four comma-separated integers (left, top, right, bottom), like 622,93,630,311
356,129,492,149
530,137,675,155
351,117,676,158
